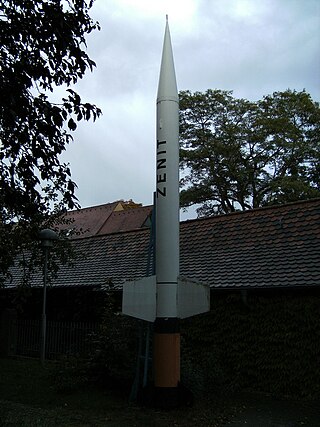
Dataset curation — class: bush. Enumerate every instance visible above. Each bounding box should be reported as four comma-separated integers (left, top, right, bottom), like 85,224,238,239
49,292,141,392
87,293,140,388
51,291,320,400
181,293,320,399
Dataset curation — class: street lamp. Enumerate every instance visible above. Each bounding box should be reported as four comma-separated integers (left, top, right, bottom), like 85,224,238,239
38,228,58,366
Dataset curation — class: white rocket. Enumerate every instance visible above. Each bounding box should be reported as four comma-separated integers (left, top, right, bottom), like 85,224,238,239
122,17,210,405
155,15,180,319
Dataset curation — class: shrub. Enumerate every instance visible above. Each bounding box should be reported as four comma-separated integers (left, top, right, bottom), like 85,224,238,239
181,293,320,399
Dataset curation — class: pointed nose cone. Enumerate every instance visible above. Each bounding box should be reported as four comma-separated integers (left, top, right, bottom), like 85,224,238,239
157,18,178,103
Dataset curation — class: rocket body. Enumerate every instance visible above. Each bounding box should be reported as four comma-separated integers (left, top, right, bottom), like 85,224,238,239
121,17,210,407
153,19,181,401
122,18,209,324
156,19,179,318
122,17,209,325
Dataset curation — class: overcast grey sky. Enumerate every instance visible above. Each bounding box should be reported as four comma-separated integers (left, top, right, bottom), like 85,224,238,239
61,0,320,219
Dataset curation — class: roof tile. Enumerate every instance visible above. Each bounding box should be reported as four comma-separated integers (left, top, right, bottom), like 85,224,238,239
6,199,320,290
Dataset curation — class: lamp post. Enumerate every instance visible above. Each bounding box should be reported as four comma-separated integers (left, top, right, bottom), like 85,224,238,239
38,228,58,366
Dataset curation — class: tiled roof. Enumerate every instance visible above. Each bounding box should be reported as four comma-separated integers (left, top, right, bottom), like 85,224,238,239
180,199,320,289
6,199,320,290
57,201,151,238
58,201,120,238
53,229,152,288
98,206,152,235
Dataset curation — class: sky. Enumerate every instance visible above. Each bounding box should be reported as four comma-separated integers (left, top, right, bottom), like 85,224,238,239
61,0,320,219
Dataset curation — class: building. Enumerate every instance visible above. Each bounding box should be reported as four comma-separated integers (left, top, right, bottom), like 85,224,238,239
1,199,319,396
3,197,320,300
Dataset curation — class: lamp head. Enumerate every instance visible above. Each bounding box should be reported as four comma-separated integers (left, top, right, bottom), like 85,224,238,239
39,229,58,248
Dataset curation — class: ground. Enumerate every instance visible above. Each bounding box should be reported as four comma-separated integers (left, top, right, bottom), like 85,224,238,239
0,358,236,426
0,358,319,427
224,392,320,427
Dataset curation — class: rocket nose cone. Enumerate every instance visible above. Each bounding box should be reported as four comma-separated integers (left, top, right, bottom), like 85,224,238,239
157,19,178,102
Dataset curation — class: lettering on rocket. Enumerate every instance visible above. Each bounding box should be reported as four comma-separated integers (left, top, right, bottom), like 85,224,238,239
157,139,167,197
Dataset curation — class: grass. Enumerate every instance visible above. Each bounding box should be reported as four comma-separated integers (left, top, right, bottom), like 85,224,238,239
0,358,238,426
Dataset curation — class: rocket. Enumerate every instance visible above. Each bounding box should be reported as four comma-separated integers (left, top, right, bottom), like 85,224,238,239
155,15,180,321
122,17,210,407
154,16,181,406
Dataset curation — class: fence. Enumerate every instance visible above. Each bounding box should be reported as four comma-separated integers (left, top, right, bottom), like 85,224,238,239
7,319,100,359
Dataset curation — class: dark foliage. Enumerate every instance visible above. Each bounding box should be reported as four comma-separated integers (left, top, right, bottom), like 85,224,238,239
181,293,320,399
50,291,320,401
179,89,320,216
87,292,140,387
0,0,101,282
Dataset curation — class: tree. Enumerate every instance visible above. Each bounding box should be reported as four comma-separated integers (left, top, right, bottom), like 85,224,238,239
0,0,101,282
179,89,320,216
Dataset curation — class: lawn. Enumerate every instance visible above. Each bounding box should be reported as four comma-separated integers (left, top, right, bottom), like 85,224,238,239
0,358,237,426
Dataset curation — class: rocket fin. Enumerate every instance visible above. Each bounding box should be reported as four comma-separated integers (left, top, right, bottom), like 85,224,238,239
177,277,210,319
122,276,156,322
122,275,210,321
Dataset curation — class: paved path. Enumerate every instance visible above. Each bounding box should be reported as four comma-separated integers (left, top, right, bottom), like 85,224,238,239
224,392,320,427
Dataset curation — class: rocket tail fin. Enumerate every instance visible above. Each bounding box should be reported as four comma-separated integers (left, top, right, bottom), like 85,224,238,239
122,276,210,321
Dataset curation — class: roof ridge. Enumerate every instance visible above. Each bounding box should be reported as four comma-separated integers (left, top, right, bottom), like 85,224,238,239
111,205,152,214
66,201,121,214
181,198,320,225
70,226,151,241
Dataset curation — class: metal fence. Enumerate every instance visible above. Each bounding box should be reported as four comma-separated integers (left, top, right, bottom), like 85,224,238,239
8,319,100,359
